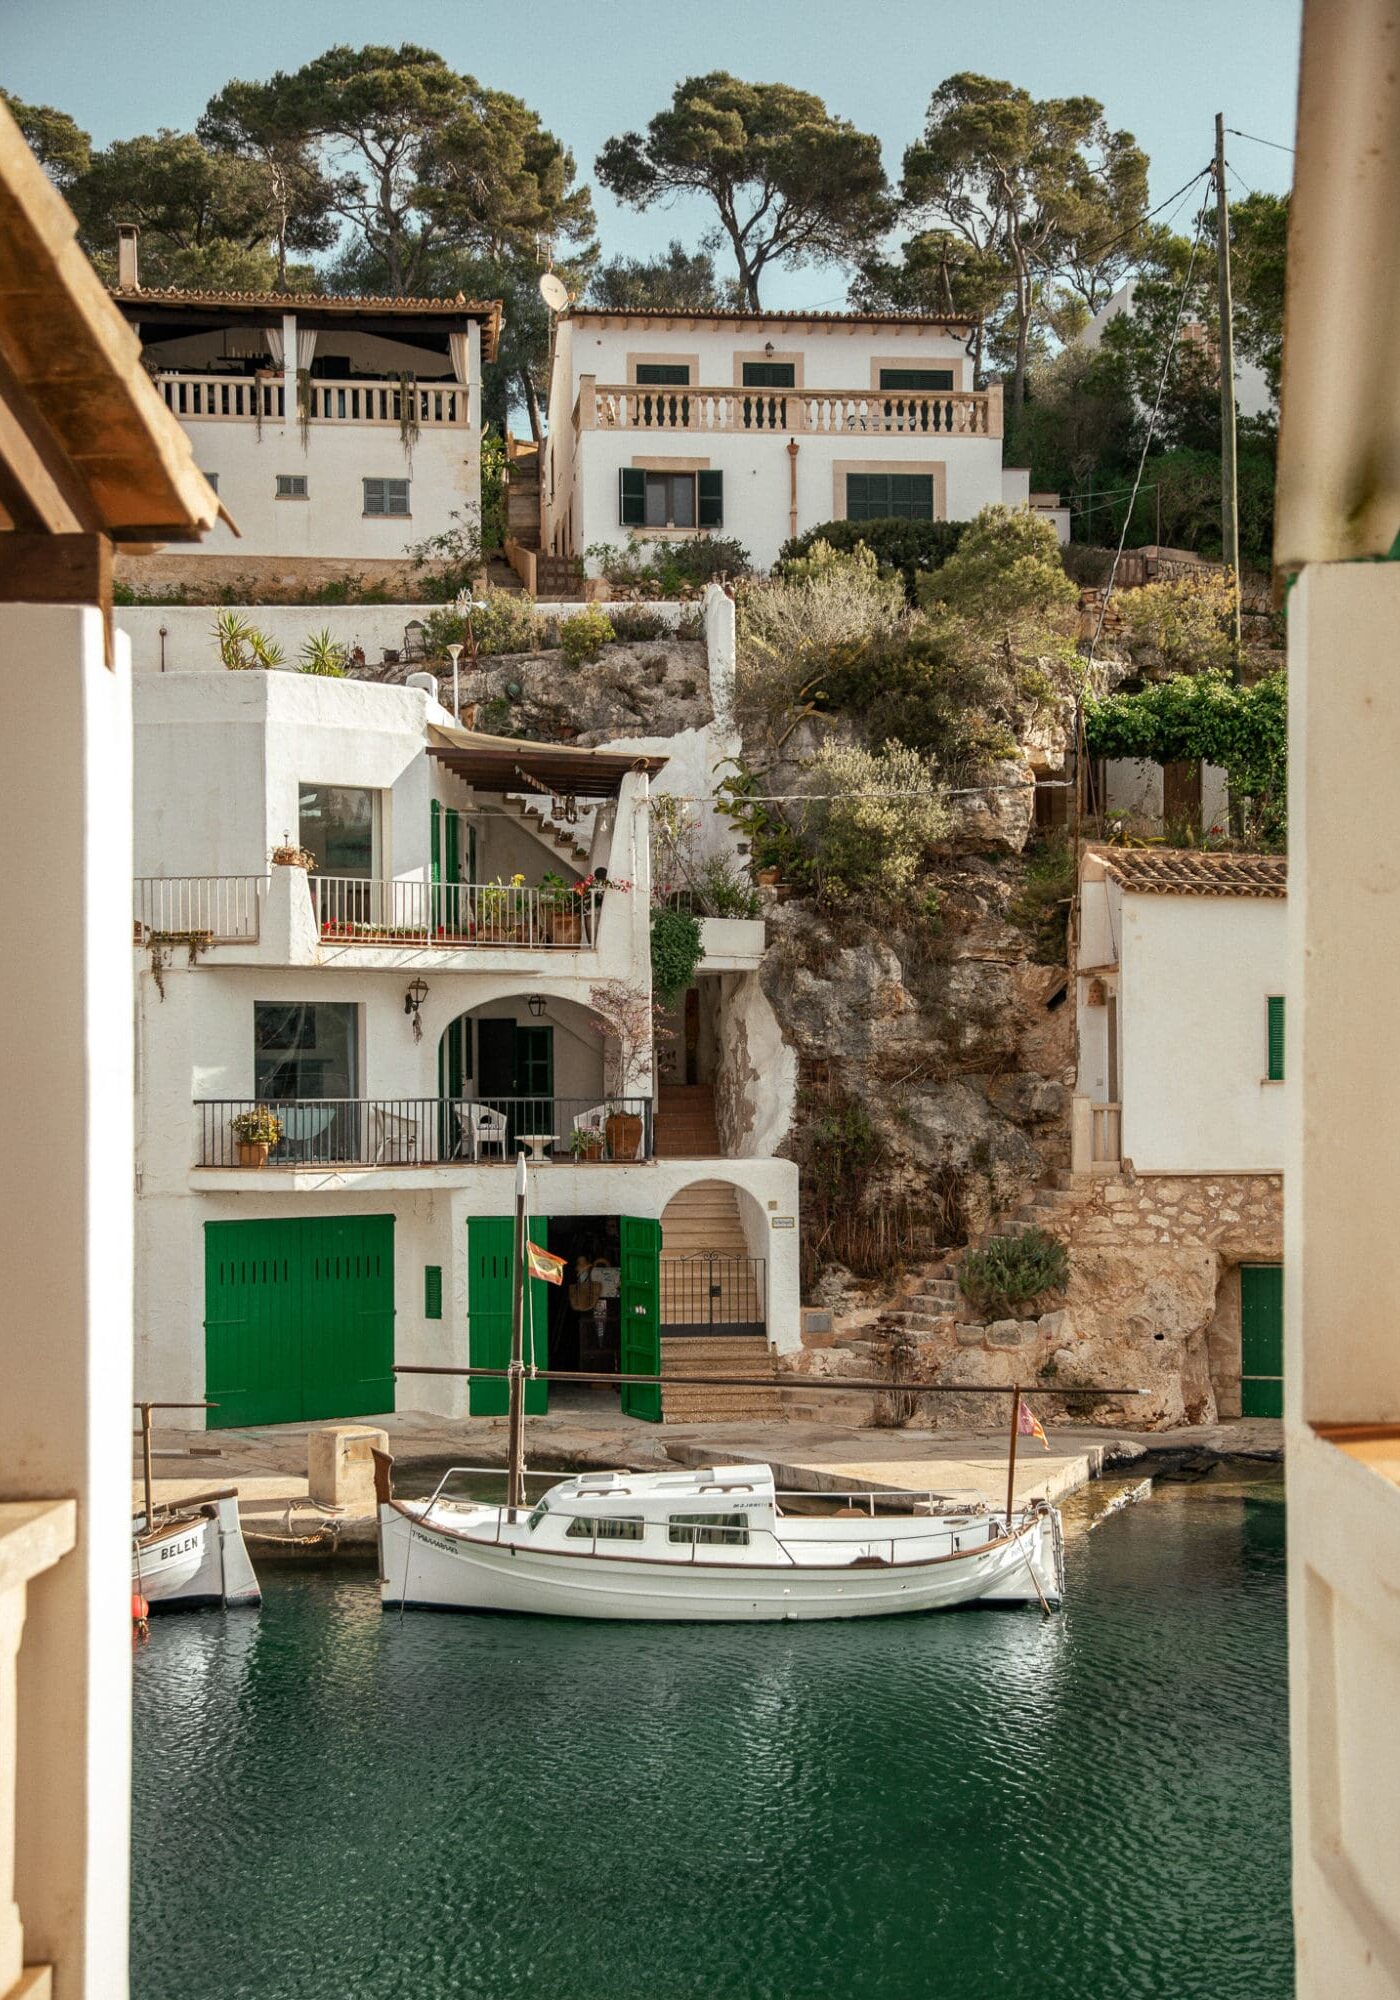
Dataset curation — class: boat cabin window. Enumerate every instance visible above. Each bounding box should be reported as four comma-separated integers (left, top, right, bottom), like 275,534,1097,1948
667,1513,750,1547
565,1515,645,1541
527,1499,550,1531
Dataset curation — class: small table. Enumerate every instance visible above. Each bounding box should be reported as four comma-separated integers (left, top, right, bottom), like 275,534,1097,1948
518,1133,554,1164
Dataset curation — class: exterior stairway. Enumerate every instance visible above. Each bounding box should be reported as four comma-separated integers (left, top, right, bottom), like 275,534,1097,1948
501,794,594,868
893,1173,1094,1327
659,1176,777,1423
654,1083,722,1158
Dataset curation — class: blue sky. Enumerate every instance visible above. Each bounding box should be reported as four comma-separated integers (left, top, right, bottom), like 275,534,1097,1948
4,0,1300,306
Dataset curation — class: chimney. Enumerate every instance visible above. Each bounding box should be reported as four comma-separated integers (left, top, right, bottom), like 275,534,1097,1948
117,223,139,291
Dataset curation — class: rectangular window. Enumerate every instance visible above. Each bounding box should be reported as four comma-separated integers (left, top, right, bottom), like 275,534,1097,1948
276,474,308,499
668,1512,750,1547
635,363,691,385
565,1515,646,1540
253,1001,357,1101
878,367,954,391
299,785,378,878
846,472,935,523
424,1266,443,1319
742,361,796,387
1266,995,1286,1081
364,477,411,516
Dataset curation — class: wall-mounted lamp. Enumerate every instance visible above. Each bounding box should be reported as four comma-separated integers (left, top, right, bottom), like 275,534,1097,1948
158,622,169,673
763,340,775,356
404,978,429,1042
527,993,547,1018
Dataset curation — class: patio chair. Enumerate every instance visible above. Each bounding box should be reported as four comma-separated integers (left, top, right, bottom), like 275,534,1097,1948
455,1101,509,1161
373,1105,424,1164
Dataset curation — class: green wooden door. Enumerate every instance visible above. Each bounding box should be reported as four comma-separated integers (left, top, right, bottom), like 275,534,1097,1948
619,1216,662,1422
204,1215,395,1429
1240,1264,1284,1417
467,1215,549,1416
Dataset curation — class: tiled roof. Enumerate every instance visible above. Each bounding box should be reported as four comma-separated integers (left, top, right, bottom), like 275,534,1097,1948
1100,849,1287,898
110,287,503,360
565,305,975,331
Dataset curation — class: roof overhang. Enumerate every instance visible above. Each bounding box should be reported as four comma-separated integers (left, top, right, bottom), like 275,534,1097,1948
0,101,221,550
563,306,975,335
427,727,667,799
112,289,503,364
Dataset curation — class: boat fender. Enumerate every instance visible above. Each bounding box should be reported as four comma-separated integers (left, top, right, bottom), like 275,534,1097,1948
131,1591,149,1635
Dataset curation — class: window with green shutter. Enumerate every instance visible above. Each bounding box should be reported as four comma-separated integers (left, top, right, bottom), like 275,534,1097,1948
635,363,691,385
741,361,796,388
424,1266,443,1319
698,470,723,528
1266,996,1285,1081
619,466,646,526
846,473,935,522
878,368,954,391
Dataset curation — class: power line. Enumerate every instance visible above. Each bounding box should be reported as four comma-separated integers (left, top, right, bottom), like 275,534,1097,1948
1225,127,1296,156
1225,162,1259,201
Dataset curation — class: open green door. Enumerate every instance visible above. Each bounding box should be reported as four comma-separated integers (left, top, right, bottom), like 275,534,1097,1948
1240,1264,1284,1417
467,1215,549,1416
619,1216,662,1421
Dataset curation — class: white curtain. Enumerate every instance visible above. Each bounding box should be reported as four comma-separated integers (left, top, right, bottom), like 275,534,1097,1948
296,327,317,372
449,331,470,385
264,326,283,367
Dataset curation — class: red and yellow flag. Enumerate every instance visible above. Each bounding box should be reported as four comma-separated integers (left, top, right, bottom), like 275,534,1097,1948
1018,1399,1050,1450
526,1240,568,1286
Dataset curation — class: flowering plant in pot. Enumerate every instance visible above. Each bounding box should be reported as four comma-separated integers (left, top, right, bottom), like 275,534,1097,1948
230,1105,283,1166
570,1127,605,1162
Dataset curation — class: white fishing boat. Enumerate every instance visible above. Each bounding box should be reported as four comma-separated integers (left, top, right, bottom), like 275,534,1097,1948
131,1489,262,1611
374,1458,1064,1622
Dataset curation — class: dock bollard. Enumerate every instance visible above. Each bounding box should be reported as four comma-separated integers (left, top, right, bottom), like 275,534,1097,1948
308,1426,390,1513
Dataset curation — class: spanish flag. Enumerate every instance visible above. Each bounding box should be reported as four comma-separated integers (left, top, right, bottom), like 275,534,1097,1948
526,1240,568,1286
1018,1399,1050,1450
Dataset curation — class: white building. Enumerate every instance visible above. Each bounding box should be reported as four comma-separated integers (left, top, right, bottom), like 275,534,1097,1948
132,663,800,1432
542,307,1016,571
1074,846,1287,1178
110,229,500,589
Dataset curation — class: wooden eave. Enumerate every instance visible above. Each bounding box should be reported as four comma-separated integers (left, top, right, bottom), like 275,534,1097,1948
427,727,667,799
112,289,503,364
563,306,975,335
0,101,221,548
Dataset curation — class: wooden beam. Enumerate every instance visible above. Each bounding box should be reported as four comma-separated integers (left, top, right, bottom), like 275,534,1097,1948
0,346,96,535
0,532,113,663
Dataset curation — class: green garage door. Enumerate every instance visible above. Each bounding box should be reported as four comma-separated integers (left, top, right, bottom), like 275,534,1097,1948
1240,1264,1284,1418
620,1216,662,1423
204,1216,396,1428
467,1215,550,1416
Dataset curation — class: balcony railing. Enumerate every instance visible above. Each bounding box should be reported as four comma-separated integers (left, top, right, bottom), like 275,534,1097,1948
314,878,601,949
156,373,469,427
580,381,1000,438
661,1255,766,1335
197,1096,654,1167
134,875,265,942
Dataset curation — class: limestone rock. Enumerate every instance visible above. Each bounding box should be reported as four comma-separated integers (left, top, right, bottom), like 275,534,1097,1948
941,759,1035,856
986,1319,1028,1349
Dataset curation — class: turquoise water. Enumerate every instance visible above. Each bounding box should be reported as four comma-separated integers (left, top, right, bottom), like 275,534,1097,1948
131,1479,1291,2000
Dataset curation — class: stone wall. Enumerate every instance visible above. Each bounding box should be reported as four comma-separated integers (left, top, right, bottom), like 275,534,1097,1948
116,552,436,601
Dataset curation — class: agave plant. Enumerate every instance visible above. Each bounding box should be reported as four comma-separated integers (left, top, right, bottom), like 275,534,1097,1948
213,611,285,671
298,628,348,676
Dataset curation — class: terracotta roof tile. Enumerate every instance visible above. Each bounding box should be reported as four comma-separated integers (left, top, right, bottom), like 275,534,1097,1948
565,305,975,331
1100,849,1287,898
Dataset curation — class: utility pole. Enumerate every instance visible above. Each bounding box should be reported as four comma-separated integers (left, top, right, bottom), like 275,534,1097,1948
1215,112,1243,676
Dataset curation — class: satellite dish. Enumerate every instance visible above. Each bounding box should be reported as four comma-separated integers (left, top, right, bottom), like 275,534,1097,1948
538,271,569,313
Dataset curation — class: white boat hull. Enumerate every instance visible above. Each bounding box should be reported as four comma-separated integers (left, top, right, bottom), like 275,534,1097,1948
378,1503,1062,1623
132,1496,261,1610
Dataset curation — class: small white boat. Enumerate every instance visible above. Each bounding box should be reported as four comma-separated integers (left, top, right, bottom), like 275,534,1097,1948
375,1458,1064,1622
132,1490,261,1612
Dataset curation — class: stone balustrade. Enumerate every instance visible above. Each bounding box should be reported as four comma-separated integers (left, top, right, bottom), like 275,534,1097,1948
577,379,1001,439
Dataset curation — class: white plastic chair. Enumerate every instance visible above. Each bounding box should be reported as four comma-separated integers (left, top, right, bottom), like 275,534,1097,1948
373,1106,423,1164
456,1101,509,1161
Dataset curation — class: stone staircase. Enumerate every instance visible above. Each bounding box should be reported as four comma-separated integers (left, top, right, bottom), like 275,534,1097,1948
894,1174,1093,1327
654,1083,722,1159
659,1177,776,1421
501,794,594,869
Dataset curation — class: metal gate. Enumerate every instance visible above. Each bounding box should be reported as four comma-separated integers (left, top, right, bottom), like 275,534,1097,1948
660,1256,766,1339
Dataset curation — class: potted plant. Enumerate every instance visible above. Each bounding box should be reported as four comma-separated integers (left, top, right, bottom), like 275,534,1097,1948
570,1127,605,1162
540,870,585,945
603,1100,644,1161
230,1105,283,1167
588,978,669,1161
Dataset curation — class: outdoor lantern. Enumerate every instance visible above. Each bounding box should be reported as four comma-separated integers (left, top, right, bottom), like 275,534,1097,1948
527,994,546,1018
404,978,429,1042
445,642,463,723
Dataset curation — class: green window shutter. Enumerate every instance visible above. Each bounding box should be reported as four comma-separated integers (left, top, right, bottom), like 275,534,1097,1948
430,798,441,884
697,470,723,528
636,363,690,385
424,1265,443,1319
619,1217,662,1422
879,367,954,391
1267,996,1285,1081
742,361,796,387
619,467,646,526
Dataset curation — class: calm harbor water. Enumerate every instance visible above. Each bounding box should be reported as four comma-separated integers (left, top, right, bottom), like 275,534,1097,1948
131,1476,1291,2000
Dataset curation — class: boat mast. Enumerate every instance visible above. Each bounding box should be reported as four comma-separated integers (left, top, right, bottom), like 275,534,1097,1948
139,1400,155,1530
1004,1388,1021,1529
506,1152,528,1520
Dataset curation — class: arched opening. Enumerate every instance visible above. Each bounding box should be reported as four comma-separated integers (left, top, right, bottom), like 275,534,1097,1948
660,1178,766,1338
436,993,650,1161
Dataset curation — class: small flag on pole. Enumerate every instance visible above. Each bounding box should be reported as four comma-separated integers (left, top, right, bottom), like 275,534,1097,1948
1018,1399,1050,1450
526,1240,567,1286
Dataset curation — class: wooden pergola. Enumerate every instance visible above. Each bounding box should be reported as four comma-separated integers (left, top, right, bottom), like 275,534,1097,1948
0,99,221,656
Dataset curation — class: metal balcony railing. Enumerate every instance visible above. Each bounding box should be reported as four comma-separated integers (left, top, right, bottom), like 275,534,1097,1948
660,1255,767,1336
134,876,265,942
196,1096,654,1167
313,878,601,949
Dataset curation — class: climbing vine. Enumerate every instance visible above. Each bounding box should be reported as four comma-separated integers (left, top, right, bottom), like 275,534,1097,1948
649,905,705,1008
1084,670,1287,846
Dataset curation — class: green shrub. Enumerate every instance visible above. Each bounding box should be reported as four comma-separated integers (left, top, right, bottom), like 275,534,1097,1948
298,627,348,676
213,611,284,670
587,534,751,597
959,1228,1069,1318
650,905,706,1006
799,741,949,903
422,586,546,659
560,606,616,666
1009,840,1076,966
406,509,483,602
815,630,1020,775
607,604,670,643
776,517,966,601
